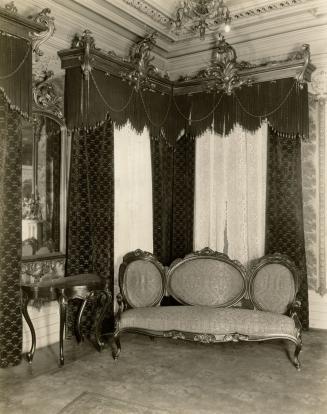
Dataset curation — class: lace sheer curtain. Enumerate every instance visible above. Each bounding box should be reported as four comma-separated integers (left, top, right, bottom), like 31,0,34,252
114,123,153,298
194,123,268,264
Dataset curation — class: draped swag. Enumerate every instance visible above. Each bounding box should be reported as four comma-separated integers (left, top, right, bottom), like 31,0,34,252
194,123,267,265
265,126,309,329
66,120,114,331
65,68,308,141
0,33,32,117
0,94,23,367
151,134,195,266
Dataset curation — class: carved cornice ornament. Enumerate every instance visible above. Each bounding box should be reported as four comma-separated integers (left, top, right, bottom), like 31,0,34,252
201,34,253,95
120,32,160,92
32,70,63,119
59,31,314,101
72,29,96,81
29,8,55,61
296,44,311,89
4,1,17,14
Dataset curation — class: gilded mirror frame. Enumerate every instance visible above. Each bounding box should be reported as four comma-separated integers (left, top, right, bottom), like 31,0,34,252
21,71,69,262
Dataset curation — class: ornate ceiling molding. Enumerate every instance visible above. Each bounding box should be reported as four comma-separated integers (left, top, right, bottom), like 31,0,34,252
122,0,308,29
122,0,170,27
232,0,307,20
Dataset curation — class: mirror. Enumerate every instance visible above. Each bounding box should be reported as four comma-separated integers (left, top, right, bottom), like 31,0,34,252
22,113,65,257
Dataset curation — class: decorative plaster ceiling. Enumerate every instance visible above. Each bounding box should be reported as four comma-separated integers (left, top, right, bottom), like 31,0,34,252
68,0,327,54
119,0,308,29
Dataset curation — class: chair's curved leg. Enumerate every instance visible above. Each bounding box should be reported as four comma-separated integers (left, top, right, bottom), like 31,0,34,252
59,292,68,366
75,294,91,343
112,332,121,360
294,336,302,371
94,290,110,351
22,291,35,363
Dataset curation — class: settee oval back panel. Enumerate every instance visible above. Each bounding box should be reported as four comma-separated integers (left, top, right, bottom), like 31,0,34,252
250,263,296,314
167,258,246,307
123,260,164,308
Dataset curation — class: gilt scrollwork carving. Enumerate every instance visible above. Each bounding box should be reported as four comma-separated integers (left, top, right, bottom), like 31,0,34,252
296,44,311,88
163,331,186,340
193,333,216,343
201,34,253,95
223,333,249,342
32,70,63,119
4,1,18,14
29,8,55,61
120,32,160,92
72,30,96,81
21,257,65,285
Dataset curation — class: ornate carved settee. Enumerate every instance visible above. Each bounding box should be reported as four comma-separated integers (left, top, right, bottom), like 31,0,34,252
112,248,302,370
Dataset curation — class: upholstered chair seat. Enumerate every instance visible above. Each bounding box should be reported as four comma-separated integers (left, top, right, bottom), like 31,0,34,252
119,306,297,338
38,273,105,288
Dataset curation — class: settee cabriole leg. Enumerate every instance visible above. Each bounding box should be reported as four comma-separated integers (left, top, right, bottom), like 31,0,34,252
112,333,121,360
294,338,302,371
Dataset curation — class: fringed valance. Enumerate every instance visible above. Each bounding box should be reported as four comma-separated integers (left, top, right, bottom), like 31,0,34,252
65,68,190,145
64,66,308,143
0,33,32,117
60,31,312,143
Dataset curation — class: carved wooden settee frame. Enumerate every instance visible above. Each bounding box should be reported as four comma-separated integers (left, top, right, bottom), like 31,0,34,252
112,248,302,370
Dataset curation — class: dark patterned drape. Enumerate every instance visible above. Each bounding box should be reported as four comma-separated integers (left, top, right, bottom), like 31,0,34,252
172,135,195,262
66,119,114,323
150,138,174,266
151,134,195,266
265,126,309,329
0,33,32,117
0,93,22,367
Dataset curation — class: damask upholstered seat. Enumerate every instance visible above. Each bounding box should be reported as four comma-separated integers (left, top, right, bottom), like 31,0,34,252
119,307,297,338
113,248,303,370
119,256,165,308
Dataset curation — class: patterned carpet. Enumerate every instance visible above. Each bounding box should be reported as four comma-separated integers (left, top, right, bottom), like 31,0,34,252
1,330,327,414
59,392,171,414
